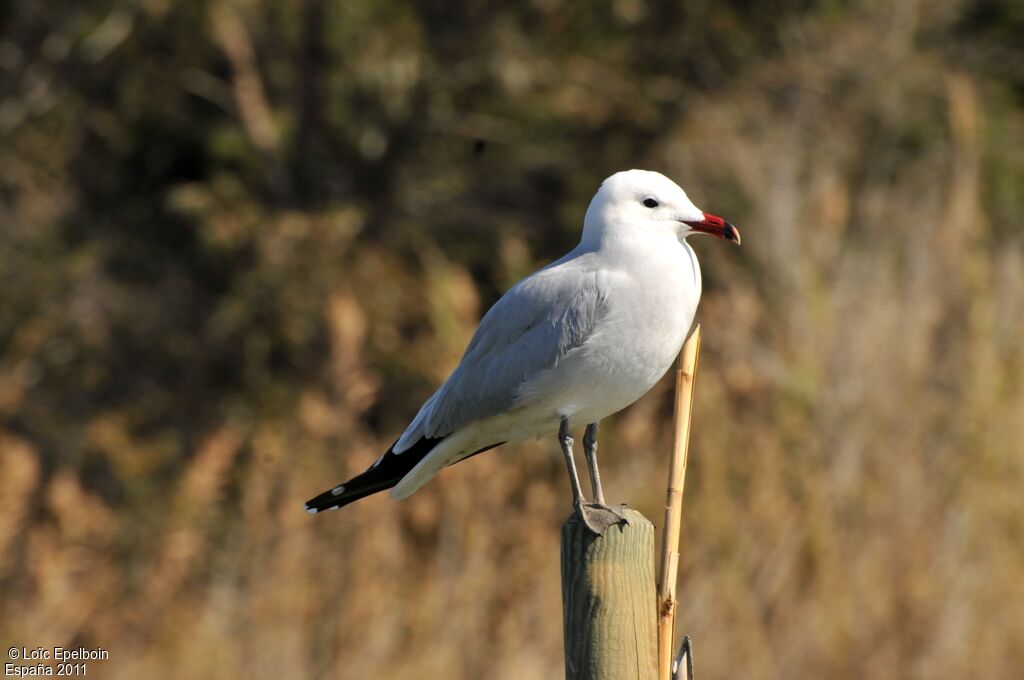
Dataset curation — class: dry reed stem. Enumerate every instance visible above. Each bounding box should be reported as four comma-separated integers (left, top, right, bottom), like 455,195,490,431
657,325,701,680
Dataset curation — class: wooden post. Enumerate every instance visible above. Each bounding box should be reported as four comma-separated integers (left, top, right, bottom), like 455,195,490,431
657,326,701,680
562,507,658,680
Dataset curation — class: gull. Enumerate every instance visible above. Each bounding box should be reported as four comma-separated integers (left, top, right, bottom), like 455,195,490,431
306,169,740,533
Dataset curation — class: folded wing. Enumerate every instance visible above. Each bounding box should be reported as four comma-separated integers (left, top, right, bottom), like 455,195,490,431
394,252,609,453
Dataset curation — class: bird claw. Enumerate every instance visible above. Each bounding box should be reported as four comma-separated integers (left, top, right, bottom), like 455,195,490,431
576,501,629,535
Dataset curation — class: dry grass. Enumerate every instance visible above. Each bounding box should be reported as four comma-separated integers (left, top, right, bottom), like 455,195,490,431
2,2,1023,679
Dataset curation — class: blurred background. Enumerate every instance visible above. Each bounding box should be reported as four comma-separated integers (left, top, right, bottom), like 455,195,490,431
2,0,1023,678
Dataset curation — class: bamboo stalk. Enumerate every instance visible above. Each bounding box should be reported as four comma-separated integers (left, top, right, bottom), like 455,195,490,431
657,325,701,680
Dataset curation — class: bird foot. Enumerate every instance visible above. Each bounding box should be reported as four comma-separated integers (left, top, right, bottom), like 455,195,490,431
576,501,629,535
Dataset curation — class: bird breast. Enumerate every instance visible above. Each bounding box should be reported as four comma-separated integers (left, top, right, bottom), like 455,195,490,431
593,241,700,389
525,239,702,425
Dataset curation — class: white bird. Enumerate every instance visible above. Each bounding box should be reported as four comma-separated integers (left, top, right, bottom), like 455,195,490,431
306,169,740,533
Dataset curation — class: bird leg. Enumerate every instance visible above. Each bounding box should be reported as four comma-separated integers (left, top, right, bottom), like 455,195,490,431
560,417,627,535
583,422,605,504
559,416,586,506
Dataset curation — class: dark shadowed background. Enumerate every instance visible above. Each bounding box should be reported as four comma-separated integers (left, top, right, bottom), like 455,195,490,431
2,1,1023,678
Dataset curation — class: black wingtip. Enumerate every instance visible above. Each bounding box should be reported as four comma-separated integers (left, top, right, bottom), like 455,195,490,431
304,437,444,515
304,484,363,514
304,438,505,516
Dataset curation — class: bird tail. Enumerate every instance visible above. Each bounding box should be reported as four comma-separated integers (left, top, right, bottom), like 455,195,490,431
304,437,502,513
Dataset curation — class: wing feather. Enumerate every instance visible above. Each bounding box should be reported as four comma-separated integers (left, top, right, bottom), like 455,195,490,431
394,252,607,452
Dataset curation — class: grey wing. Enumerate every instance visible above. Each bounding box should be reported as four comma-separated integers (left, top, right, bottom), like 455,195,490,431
393,259,608,452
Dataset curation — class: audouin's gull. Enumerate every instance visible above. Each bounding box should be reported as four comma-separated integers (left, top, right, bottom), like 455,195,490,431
306,169,740,533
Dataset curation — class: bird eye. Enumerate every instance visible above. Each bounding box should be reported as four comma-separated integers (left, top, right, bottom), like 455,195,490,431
643,198,659,208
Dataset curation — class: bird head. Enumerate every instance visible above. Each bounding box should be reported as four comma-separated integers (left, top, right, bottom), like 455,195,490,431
583,169,740,246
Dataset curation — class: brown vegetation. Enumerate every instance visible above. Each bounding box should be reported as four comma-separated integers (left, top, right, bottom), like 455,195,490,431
2,1,1023,678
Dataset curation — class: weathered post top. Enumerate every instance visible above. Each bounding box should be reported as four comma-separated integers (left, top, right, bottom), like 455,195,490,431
561,507,658,680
